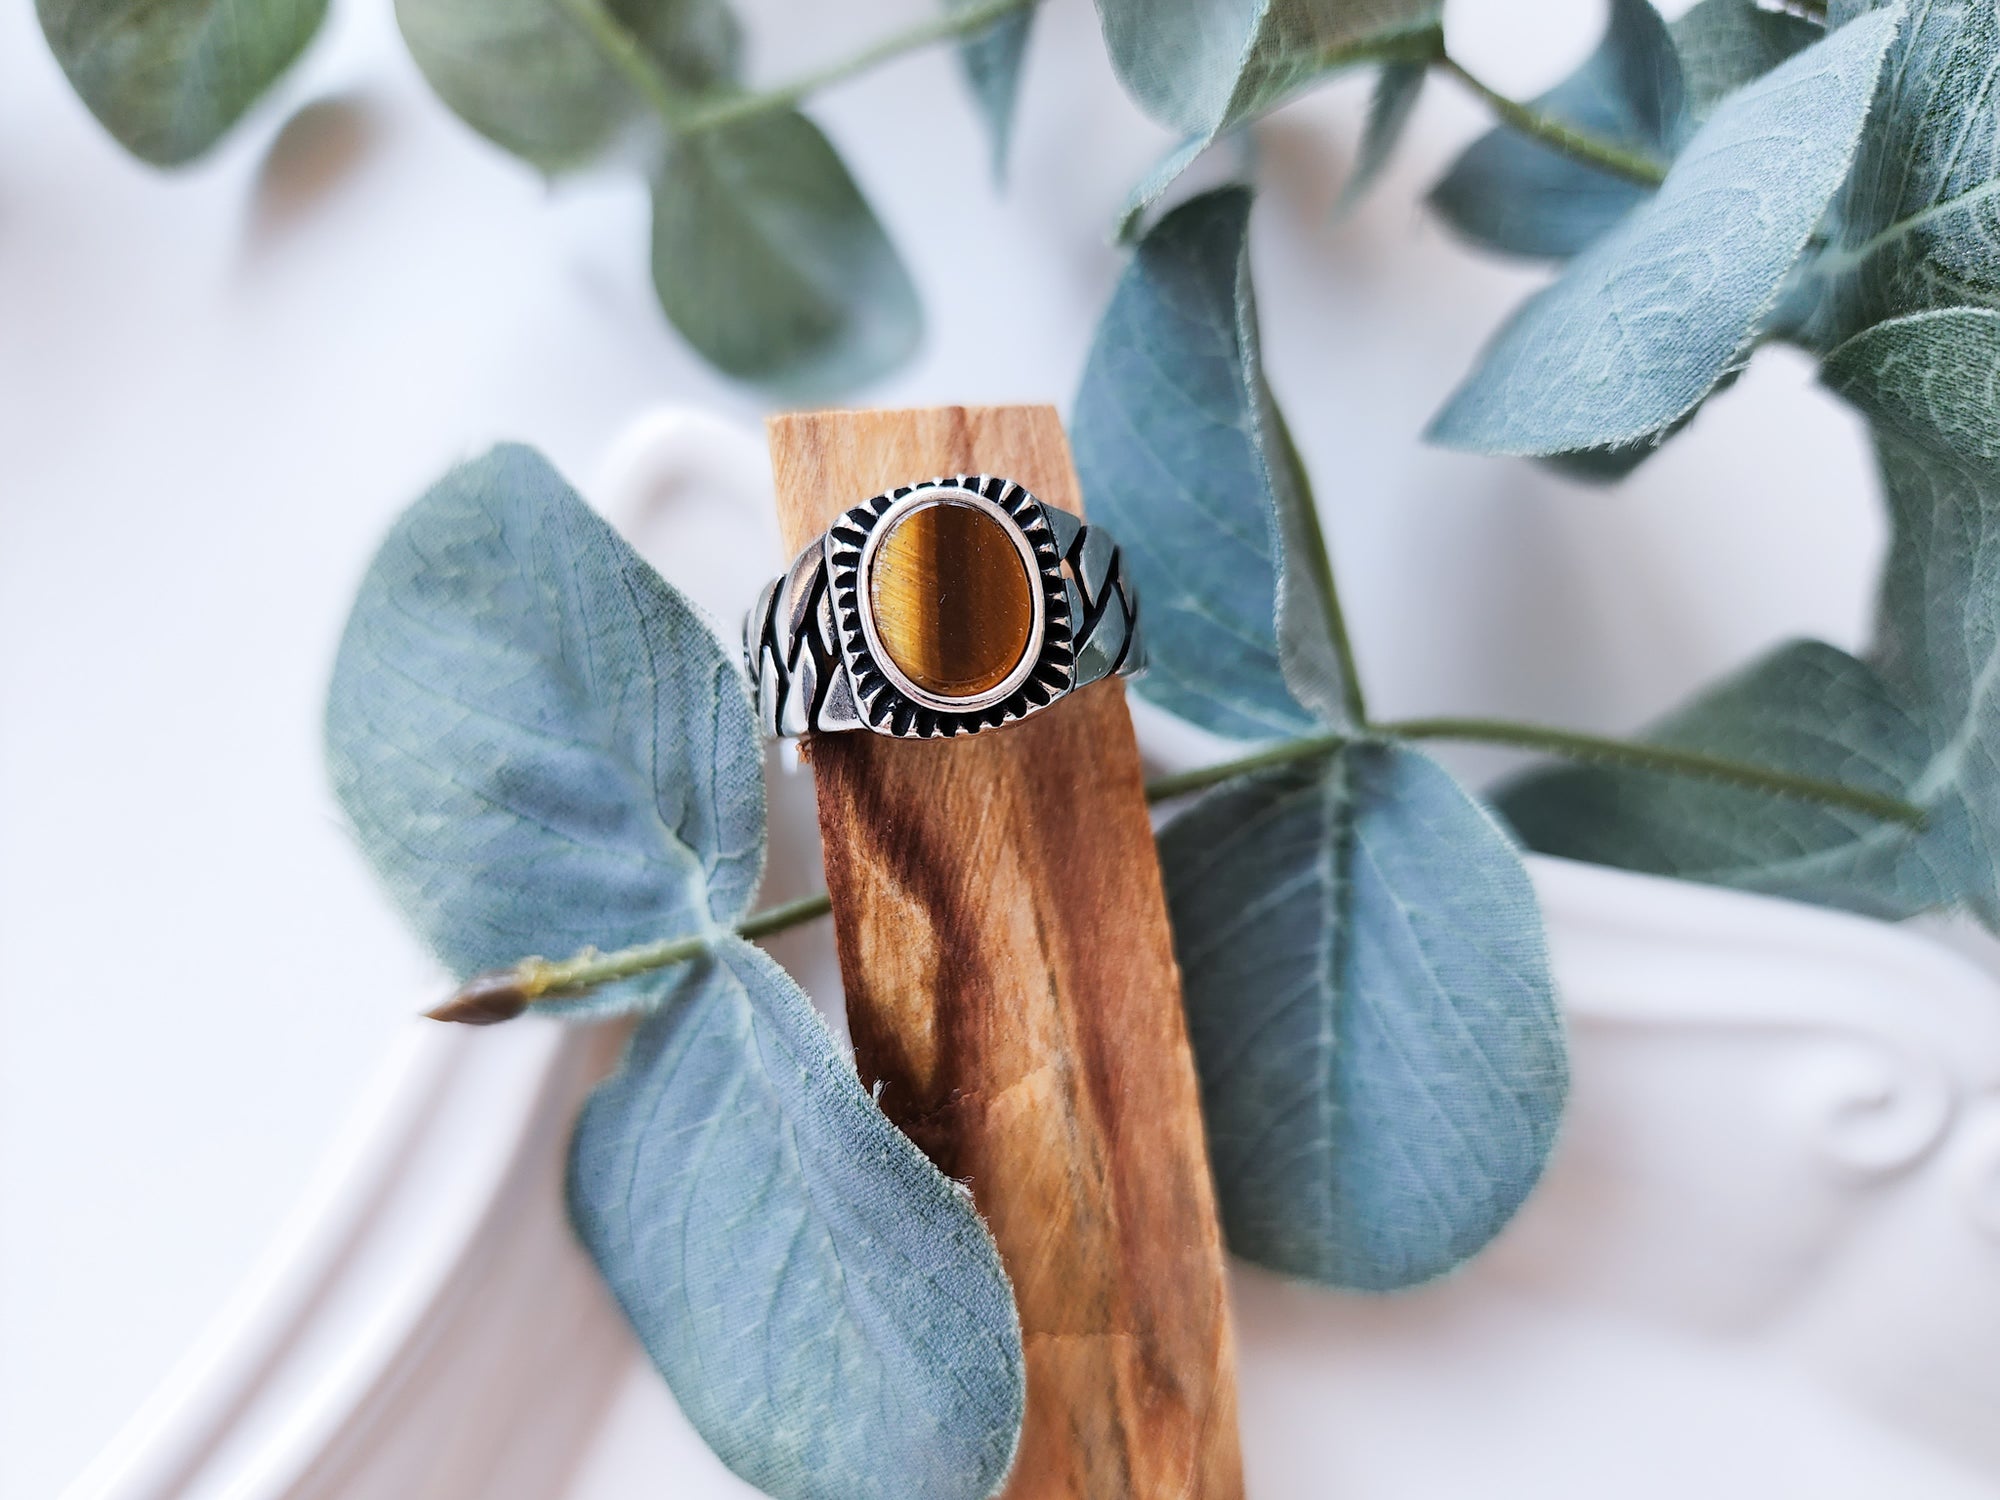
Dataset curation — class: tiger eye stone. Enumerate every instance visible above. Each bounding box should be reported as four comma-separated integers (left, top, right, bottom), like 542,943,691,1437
869,499,1035,699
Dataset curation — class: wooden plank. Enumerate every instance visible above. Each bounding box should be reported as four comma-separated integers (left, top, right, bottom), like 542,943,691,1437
767,405,1243,1499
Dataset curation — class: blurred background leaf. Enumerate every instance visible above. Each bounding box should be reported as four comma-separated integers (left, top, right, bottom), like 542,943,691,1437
1429,0,1681,260
37,0,329,166
945,0,1039,181
651,109,922,396
571,937,1026,1500
1094,0,1445,230
1334,62,1426,217
396,0,921,392
393,0,739,171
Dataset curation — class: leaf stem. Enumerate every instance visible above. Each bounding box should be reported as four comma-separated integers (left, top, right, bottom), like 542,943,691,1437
556,0,1032,138
434,743,1352,1022
1379,716,1927,826
429,891,833,1024
736,889,837,941
434,715,1921,1021
674,0,1037,136
556,0,691,128
1142,732,1347,802
1435,54,1669,189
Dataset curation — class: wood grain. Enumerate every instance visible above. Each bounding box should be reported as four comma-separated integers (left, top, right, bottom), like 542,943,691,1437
768,405,1243,1499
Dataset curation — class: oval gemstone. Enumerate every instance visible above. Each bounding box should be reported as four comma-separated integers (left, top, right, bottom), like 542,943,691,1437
868,499,1035,700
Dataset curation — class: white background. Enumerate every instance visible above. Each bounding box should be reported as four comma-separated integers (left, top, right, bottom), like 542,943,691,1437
0,1,1897,1495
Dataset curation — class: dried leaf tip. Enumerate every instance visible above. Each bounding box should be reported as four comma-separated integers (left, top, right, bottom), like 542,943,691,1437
428,967,539,1025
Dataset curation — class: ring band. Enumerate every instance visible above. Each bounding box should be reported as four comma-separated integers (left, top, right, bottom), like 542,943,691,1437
745,474,1144,739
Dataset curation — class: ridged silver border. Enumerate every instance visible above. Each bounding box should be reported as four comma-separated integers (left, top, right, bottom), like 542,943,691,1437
825,475,1075,738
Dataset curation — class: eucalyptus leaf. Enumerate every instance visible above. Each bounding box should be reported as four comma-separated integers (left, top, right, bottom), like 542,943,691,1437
1499,640,1970,916
331,448,1024,1491
947,0,1038,182
570,937,1025,1500
1334,63,1426,218
651,109,922,395
1097,0,1444,137
1115,136,1210,241
1824,306,2000,923
1072,186,1352,740
1536,431,1667,483
1831,309,2000,704
1098,0,1445,231
1430,6,1902,457
395,0,739,173
1669,0,1819,122
1536,369,1735,484
1503,307,2000,924
1801,0,2000,348
38,0,328,166
325,444,765,1017
1429,0,1681,260
1160,746,1566,1290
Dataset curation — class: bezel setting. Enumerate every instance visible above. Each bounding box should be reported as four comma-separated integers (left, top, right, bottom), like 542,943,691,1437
825,475,1075,737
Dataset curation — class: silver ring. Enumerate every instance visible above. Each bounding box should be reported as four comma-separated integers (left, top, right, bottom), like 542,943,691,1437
744,474,1144,739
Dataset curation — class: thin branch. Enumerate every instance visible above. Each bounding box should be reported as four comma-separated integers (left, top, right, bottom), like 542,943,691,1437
555,0,1032,138
556,0,692,128
737,890,836,940
674,0,1036,136
429,891,832,1024
1380,716,1927,827
1436,54,1669,188
433,711,1923,1021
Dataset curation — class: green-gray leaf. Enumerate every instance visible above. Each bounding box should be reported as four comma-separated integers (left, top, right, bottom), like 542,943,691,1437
1098,0,1442,137
1072,186,1353,741
1801,0,2000,349
1099,0,1444,231
1429,5,1901,457
325,444,765,1017
1429,0,1681,261
570,937,1025,1500
1536,368,1742,485
394,0,739,173
651,109,923,396
1334,63,1426,218
947,0,1038,182
38,0,327,166
1160,745,1565,1289
1670,0,1819,123
1825,306,2000,923
1499,640,1970,916
1505,308,2000,926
